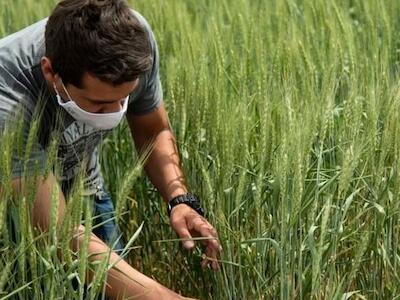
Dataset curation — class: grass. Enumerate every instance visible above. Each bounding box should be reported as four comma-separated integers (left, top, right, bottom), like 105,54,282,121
1,0,400,299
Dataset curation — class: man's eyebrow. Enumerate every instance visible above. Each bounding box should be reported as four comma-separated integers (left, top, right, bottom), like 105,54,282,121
85,87,136,104
86,98,123,104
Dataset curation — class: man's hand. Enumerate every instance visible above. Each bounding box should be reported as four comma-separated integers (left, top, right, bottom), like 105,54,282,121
169,204,222,271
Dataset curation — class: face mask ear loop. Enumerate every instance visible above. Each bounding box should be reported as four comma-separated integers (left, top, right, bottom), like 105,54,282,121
59,79,74,102
53,82,60,95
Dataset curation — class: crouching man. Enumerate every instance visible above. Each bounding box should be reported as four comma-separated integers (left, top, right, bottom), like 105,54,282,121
0,0,221,298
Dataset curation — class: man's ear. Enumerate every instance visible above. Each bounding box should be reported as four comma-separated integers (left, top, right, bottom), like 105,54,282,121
41,56,57,85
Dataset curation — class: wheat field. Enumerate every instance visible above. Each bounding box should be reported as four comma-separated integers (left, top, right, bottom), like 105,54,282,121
1,0,400,299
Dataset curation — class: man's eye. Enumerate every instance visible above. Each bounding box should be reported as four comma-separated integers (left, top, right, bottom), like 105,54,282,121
88,100,102,105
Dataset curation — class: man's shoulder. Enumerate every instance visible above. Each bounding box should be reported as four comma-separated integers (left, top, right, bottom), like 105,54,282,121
0,18,47,44
0,18,47,69
0,18,48,116
0,19,47,78
130,9,157,44
131,9,150,30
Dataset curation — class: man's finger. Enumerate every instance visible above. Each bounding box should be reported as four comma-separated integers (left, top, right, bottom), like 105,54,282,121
188,217,216,239
210,248,220,271
201,246,220,271
188,217,221,252
171,216,195,249
201,253,208,269
207,242,221,271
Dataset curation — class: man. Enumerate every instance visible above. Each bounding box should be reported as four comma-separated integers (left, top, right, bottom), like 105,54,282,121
0,0,221,298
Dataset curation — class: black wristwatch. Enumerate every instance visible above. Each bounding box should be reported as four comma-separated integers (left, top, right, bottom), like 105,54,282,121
167,193,205,217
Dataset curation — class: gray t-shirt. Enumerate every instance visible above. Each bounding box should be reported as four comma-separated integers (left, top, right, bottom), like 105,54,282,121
0,10,162,195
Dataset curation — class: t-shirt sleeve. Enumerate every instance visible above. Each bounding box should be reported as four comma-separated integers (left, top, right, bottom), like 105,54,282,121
0,19,49,181
127,13,163,115
0,86,47,181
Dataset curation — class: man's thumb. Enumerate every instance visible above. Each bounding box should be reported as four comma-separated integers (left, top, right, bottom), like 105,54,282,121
171,213,195,249
182,234,195,249
183,241,194,249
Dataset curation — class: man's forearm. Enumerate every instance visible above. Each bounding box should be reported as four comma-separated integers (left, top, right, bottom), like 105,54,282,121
127,104,188,202
137,128,188,202
73,225,181,300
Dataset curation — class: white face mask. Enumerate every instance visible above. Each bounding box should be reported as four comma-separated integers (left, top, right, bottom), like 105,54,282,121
53,80,129,130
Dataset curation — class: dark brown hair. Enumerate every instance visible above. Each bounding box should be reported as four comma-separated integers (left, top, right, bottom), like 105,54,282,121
45,0,151,87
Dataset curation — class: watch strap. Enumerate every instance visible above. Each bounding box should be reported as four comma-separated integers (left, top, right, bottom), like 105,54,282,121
167,193,205,217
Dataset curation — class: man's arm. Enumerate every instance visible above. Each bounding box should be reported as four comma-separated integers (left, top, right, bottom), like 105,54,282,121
126,104,222,271
10,173,188,299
